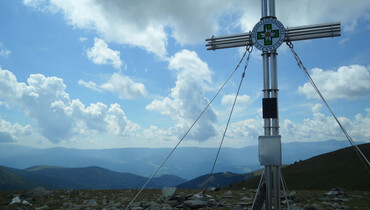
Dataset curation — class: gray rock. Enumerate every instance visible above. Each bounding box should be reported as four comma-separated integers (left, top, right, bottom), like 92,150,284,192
150,203,173,210
162,187,177,198
189,192,213,202
325,187,346,197
184,199,207,209
158,187,177,203
141,201,157,208
107,202,122,208
83,198,98,206
170,194,186,202
167,199,180,207
225,191,233,196
287,191,297,201
35,205,50,210
241,196,252,201
63,201,73,208
21,200,31,205
9,197,21,205
239,201,252,207
207,187,220,192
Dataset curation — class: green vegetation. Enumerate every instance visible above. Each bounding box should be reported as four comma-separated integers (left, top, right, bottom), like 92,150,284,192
228,143,370,191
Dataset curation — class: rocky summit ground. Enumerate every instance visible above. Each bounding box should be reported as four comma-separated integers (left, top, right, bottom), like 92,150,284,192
0,187,369,209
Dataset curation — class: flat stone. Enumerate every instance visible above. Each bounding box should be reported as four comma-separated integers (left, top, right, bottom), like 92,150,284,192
184,199,207,209
35,205,50,210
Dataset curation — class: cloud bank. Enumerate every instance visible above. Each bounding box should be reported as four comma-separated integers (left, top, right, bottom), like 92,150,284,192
0,67,137,143
24,0,370,58
298,65,370,100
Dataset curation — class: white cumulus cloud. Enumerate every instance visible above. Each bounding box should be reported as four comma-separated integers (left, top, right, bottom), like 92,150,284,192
87,38,122,69
79,72,148,99
222,94,252,106
0,67,138,143
0,117,32,143
146,49,217,141
298,65,370,100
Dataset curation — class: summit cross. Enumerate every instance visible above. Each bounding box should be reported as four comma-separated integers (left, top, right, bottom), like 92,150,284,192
205,0,341,209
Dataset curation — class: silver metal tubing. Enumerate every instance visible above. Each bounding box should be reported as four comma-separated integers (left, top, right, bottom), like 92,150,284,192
205,37,251,47
270,51,279,136
205,32,250,41
262,53,270,95
269,0,275,17
270,51,278,92
262,69,271,140
262,0,268,17
285,31,341,42
262,53,271,135
273,166,280,209
270,50,280,209
207,43,252,51
287,27,341,37
287,22,340,31
265,166,272,209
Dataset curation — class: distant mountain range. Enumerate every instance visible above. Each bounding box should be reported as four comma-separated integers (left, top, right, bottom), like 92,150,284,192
0,140,355,180
1,142,368,191
0,165,187,191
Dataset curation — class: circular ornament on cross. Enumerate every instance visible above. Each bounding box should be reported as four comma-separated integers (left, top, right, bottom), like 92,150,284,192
251,18,286,51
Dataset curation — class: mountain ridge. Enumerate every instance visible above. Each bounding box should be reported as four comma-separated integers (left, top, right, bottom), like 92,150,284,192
1,142,368,191
0,140,356,179
0,165,187,191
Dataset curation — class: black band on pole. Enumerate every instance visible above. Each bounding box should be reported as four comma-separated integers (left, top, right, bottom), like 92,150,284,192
262,98,278,118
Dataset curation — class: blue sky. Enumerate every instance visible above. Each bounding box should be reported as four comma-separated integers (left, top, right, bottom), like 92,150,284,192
0,0,369,149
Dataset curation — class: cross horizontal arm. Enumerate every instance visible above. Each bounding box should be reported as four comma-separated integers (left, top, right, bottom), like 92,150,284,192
206,22,341,50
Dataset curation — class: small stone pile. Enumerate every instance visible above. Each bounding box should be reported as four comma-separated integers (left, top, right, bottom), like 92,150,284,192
131,187,218,209
130,187,254,209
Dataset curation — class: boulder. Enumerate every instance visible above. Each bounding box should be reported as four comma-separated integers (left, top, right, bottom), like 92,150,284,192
9,197,21,205
158,187,177,202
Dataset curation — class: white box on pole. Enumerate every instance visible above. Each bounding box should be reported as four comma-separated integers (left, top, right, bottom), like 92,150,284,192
258,135,282,166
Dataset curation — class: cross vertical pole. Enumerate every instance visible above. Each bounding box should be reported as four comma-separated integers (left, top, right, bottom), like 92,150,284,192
261,0,280,209
271,51,280,210
262,51,273,209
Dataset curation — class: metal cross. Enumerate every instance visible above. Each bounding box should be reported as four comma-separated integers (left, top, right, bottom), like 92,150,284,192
205,0,341,209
